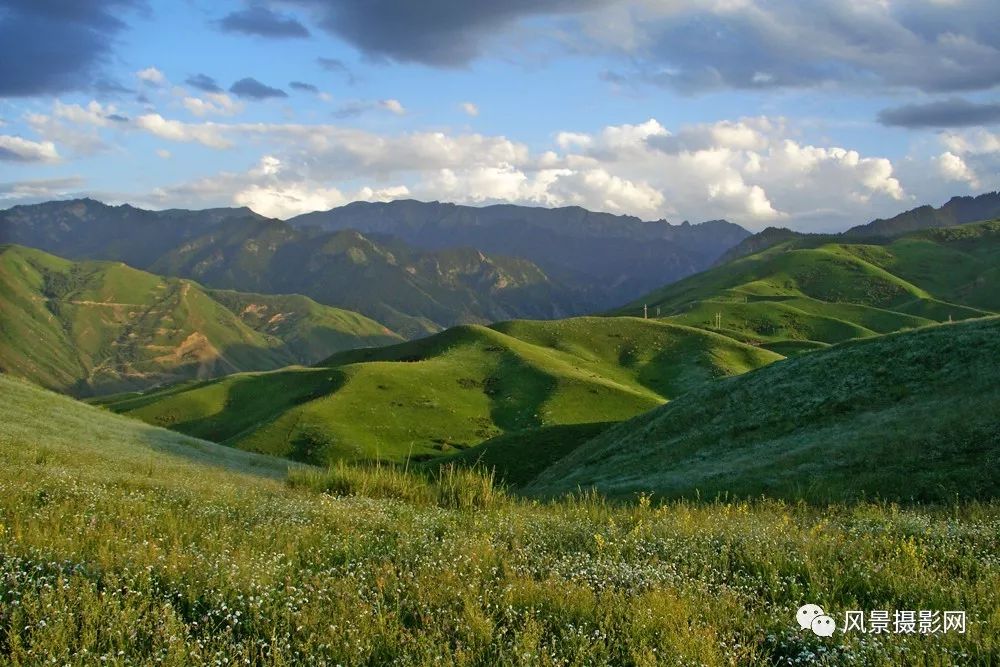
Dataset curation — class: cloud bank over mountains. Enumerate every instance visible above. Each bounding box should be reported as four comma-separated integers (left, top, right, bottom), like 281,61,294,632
1,0,998,229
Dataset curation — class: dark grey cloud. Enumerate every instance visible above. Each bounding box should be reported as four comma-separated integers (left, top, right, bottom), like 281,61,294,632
106,113,130,123
878,98,1000,129
229,77,288,99
289,81,318,93
217,5,309,38
186,73,223,93
0,0,142,97
289,0,601,66
289,0,1000,95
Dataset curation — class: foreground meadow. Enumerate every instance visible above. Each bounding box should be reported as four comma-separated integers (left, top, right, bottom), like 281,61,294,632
1,376,997,665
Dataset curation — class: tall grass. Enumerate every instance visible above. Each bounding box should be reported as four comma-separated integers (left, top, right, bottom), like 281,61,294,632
287,460,509,509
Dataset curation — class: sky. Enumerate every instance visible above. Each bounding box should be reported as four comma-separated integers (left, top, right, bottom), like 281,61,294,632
1,0,999,231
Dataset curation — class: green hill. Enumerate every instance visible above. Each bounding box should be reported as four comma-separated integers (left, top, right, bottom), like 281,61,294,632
96,317,781,465
0,245,400,395
5,365,996,665
0,373,289,481
617,219,1000,352
528,317,1000,502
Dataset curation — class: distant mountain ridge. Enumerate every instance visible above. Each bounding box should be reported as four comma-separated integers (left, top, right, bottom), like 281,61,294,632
719,191,1000,264
290,200,750,309
0,244,400,395
0,199,589,337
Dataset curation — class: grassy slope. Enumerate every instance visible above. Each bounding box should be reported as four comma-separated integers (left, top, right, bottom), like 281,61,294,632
0,374,289,482
617,220,1000,351
98,317,781,465
4,376,997,665
529,317,1000,502
0,245,400,395
420,422,616,488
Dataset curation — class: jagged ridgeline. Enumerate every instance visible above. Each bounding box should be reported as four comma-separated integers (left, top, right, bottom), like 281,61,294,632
96,317,780,465
0,245,401,396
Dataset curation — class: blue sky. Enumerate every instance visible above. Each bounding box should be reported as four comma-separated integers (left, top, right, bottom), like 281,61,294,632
1,0,999,231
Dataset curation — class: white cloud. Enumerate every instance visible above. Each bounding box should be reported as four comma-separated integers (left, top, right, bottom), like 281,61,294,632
182,93,243,117
136,67,166,85
379,99,407,115
135,114,231,149
156,149,172,159
0,177,84,204
935,151,979,188
97,112,913,229
0,135,60,162
941,128,1000,156
460,102,479,117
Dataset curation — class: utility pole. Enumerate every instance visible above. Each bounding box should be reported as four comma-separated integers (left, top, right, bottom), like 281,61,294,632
643,304,648,319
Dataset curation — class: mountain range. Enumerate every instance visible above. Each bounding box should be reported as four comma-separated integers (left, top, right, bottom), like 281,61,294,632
0,198,750,337
291,200,750,309
719,191,1000,264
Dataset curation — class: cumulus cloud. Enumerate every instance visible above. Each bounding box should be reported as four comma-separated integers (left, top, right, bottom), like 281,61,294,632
0,0,140,97
879,98,1000,128
0,135,60,162
134,114,231,148
116,112,909,228
935,151,979,188
136,67,166,86
216,6,310,38
461,102,480,117
182,93,243,117
229,77,288,100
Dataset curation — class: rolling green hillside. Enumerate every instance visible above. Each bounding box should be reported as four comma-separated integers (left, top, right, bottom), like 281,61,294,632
6,371,996,665
0,245,400,395
528,317,1000,501
0,373,289,481
618,219,1000,352
97,317,781,465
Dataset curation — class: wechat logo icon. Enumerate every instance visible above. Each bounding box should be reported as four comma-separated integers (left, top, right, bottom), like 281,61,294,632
797,604,836,637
